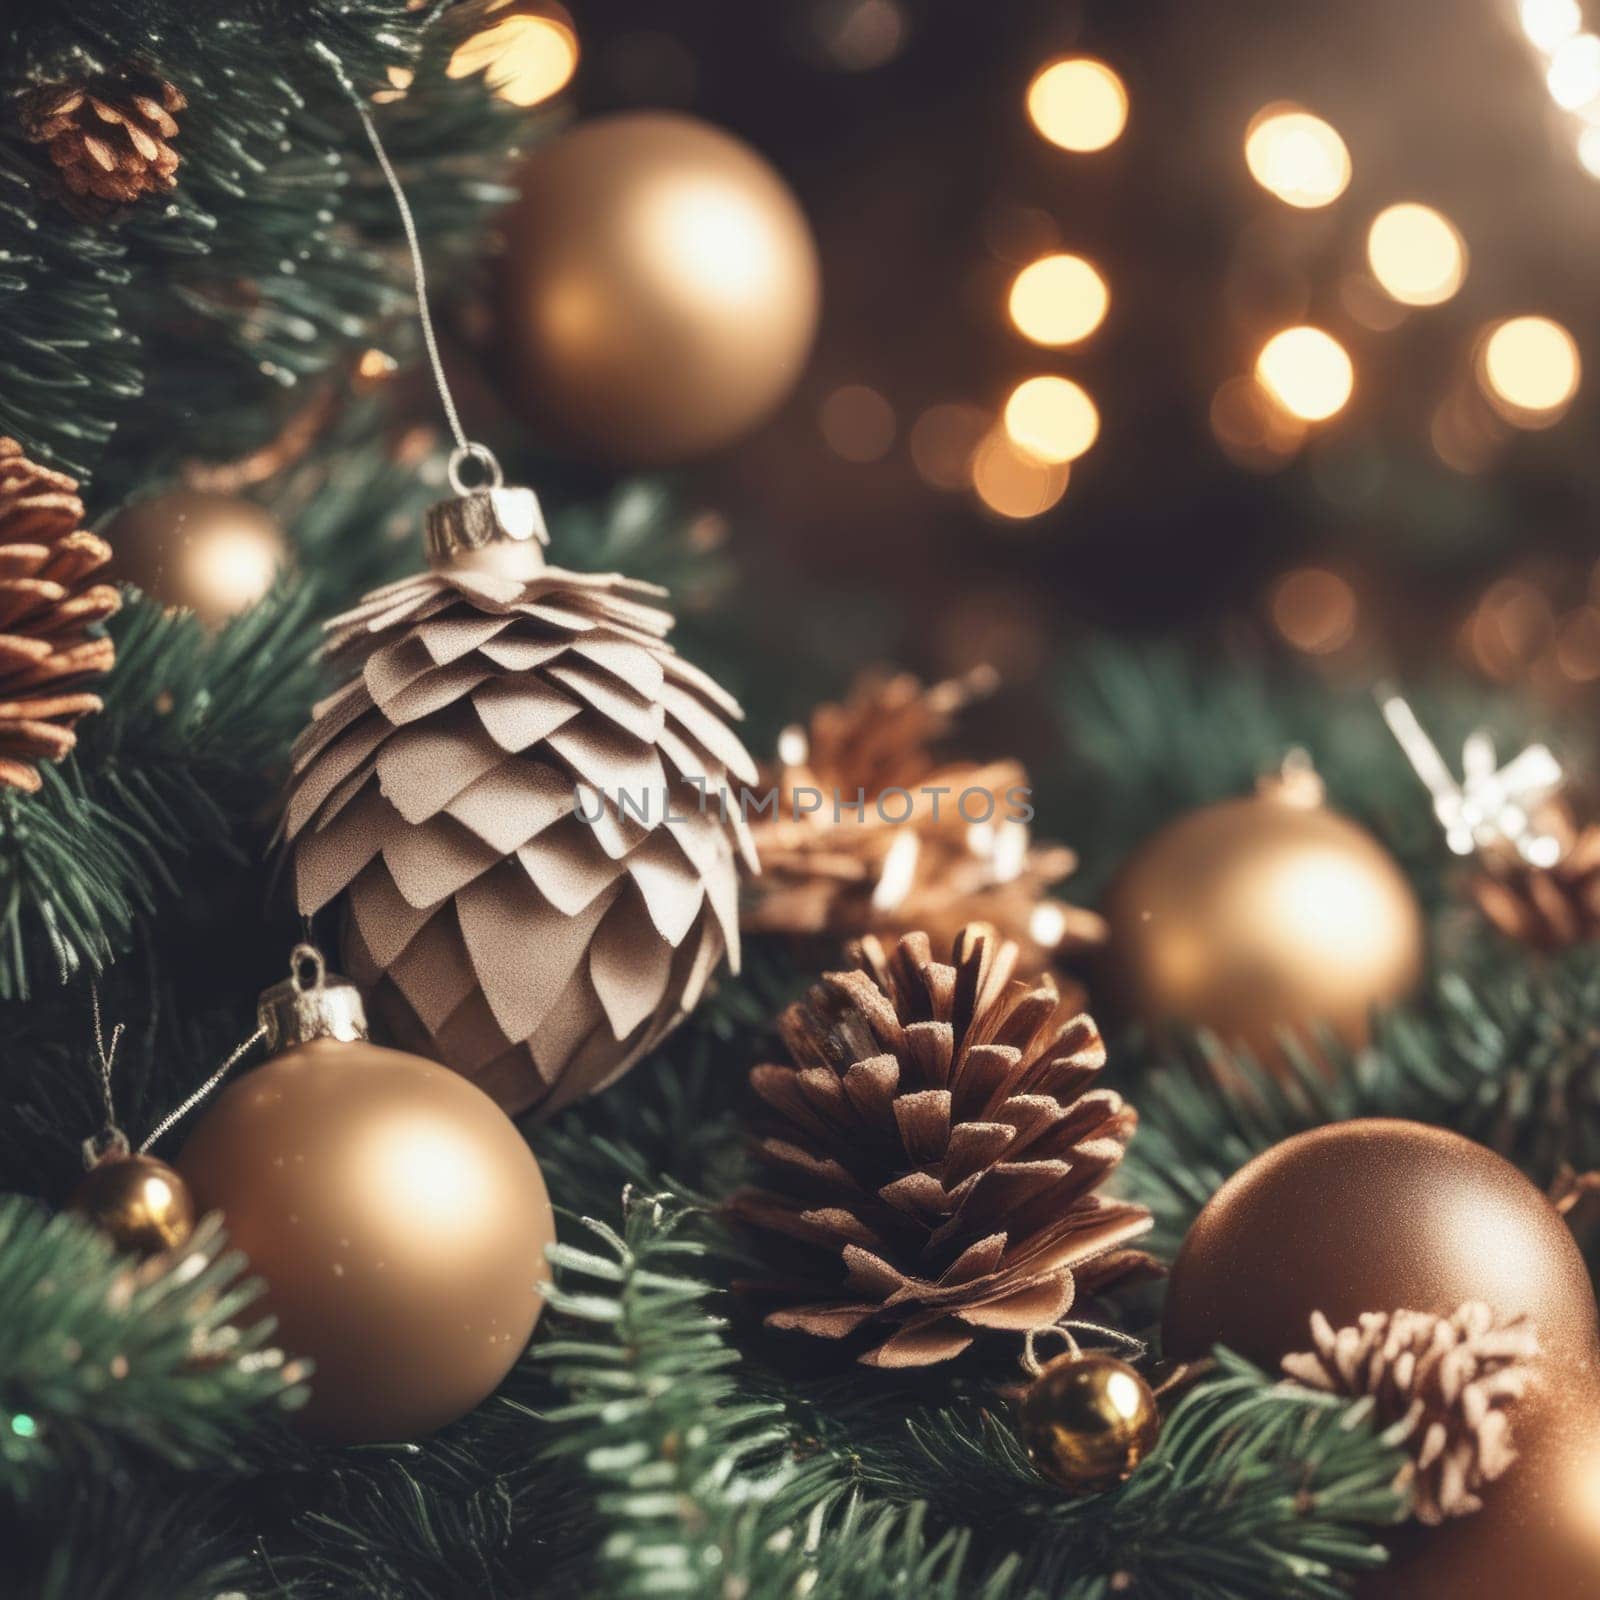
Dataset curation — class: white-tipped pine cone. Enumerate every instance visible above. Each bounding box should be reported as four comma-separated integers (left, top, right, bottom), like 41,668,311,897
283,487,757,1115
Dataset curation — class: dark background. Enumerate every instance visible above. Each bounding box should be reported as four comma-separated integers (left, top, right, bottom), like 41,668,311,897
549,0,1600,695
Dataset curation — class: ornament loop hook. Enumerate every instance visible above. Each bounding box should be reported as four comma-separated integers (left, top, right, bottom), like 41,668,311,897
290,942,327,995
447,443,505,497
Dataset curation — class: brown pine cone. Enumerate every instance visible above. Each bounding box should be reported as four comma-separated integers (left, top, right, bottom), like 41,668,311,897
1468,825,1600,951
0,440,119,793
19,74,186,208
1282,1303,1539,1525
743,669,1106,977
728,924,1153,1367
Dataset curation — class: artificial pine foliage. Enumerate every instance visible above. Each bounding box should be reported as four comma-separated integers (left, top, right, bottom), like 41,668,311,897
4,2,1600,1596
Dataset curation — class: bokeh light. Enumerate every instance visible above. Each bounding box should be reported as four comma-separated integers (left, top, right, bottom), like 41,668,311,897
1523,0,1583,51
1479,316,1581,422
1243,105,1351,208
1008,254,1109,346
1003,376,1099,463
447,1,579,108
806,0,909,71
819,384,897,461
909,403,989,490
1579,126,1600,177
1210,375,1306,470
1270,568,1358,654
1026,58,1128,153
1366,204,1466,306
971,429,1070,520
1547,32,1600,110
1254,327,1354,422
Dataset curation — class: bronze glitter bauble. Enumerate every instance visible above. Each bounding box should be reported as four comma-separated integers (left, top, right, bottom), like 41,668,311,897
1102,769,1424,1067
1163,1120,1600,1377
69,1151,195,1255
105,489,286,627
493,111,821,465
1358,1365,1600,1599
1019,1352,1161,1493
1165,1121,1600,1596
176,952,555,1443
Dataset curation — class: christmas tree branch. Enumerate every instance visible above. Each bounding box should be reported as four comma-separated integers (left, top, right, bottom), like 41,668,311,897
0,1200,306,1503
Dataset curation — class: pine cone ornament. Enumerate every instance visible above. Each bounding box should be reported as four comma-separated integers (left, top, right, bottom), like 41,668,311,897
19,73,186,209
729,924,1153,1367
1282,1303,1540,1525
743,669,1105,977
1468,821,1600,951
0,439,119,793
283,487,756,1116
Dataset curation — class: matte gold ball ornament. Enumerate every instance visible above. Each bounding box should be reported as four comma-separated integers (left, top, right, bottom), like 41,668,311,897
1019,1351,1161,1493
1163,1120,1600,1600
175,947,555,1444
69,1139,195,1256
493,111,822,464
104,489,287,626
1102,761,1425,1068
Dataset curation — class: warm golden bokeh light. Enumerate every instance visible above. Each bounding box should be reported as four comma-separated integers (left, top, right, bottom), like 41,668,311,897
1580,126,1600,178
1270,568,1358,654
909,403,989,490
1243,105,1351,208
1210,376,1306,470
1008,254,1110,346
448,2,579,108
1547,32,1600,110
1366,204,1466,306
1523,0,1583,51
1254,327,1354,422
1003,375,1099,463
818,384,897,462
1479,316,1581,422
971,428,1070,519
1026,57,1128,153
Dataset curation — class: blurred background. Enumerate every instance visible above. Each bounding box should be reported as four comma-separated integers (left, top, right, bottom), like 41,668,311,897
464,0,1600,711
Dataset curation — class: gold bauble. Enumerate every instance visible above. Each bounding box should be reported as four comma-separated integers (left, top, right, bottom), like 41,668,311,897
493,111,821,465
1019,1352,1161,1492
177,1033,554,1444
1162,1119,1600,1597
1102,770,1424,1066
105,489,287,626
68,1151,195,1255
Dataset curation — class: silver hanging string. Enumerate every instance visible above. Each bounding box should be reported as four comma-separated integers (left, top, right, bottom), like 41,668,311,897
1020,1319,1149,1378
139,1024,268,1154
83,984,130,1165
311,40,504,499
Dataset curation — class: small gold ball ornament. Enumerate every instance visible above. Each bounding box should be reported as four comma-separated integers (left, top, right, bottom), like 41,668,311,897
1102,762,1425,1068
493,111,821,465
1019,1352,1161,1492
105,489,287,626
176,947,555,1444
69,1139,196,1255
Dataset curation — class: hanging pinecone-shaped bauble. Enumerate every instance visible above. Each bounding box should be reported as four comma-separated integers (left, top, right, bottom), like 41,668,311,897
1282,1303,1540,1525
0,439,119,793
742,669,1105,977
19,73,186,209
283,486,757,1116
728,924,1153,1367
1468,814,1600,952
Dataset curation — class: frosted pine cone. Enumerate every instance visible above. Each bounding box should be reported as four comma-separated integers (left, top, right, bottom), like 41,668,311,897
1282,1302,1540,1525
1469,823,1600,951
0,439,119,793
20,74,185,208
743,670,1105,976
730,924,1153,1367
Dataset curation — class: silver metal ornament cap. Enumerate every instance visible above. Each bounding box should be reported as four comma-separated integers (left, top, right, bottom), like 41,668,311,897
425,487,549,578
257,944,368,1052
